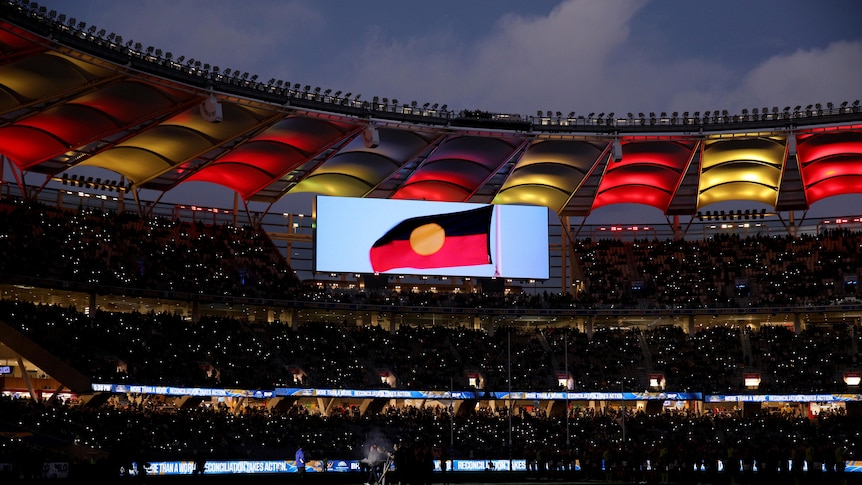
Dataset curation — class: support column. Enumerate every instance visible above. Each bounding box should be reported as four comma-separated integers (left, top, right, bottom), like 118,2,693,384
88,292,97,320
232,191,239,227
576,318,585,334
794,313,803,335
191,301,200,323
17,355,36,401
480,316,494,337
319,397,332,417
687,315,696,337
451,399,463,416
287,308,299,331
585,317,594,340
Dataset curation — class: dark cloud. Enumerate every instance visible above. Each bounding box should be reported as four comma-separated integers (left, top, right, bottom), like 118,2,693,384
36,0,860,117
729,41,862,110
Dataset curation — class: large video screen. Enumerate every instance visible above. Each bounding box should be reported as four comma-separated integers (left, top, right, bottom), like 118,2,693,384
315,196,549,279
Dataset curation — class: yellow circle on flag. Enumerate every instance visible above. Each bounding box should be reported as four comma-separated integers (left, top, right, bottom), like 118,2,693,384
410,223,445,255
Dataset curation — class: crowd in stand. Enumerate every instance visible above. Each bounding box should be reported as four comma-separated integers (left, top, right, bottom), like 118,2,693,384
2,298,861,479
1,200,860,310
1,392,859,483
2,199,862,481
0,200,300,299
576,231,861,309
7,299,859,394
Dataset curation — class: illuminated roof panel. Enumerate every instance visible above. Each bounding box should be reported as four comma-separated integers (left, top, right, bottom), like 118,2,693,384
72,81,189,123
391,135,519,201
1,104,117,166
187,142,305,200
392,179,474,202
289,128,435,198
186,117,356,198
797,131,862,205
591,140,694,212
0,10,860,217
494,140,602,211
0,53,105,99
698,137,786,209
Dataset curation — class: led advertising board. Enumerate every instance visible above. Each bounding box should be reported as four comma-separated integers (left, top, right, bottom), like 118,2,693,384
314,196,549,278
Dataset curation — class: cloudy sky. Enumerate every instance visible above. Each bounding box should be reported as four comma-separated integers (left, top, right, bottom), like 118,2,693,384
27,0,862,221
34,0,862,116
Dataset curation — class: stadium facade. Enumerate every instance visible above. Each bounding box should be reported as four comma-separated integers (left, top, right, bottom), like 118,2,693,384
2,2,862,479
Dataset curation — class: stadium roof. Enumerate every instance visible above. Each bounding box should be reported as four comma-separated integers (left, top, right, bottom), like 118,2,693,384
1,2,861,218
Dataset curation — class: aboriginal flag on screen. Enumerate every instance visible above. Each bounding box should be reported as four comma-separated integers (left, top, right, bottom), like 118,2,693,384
369,205,494,273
